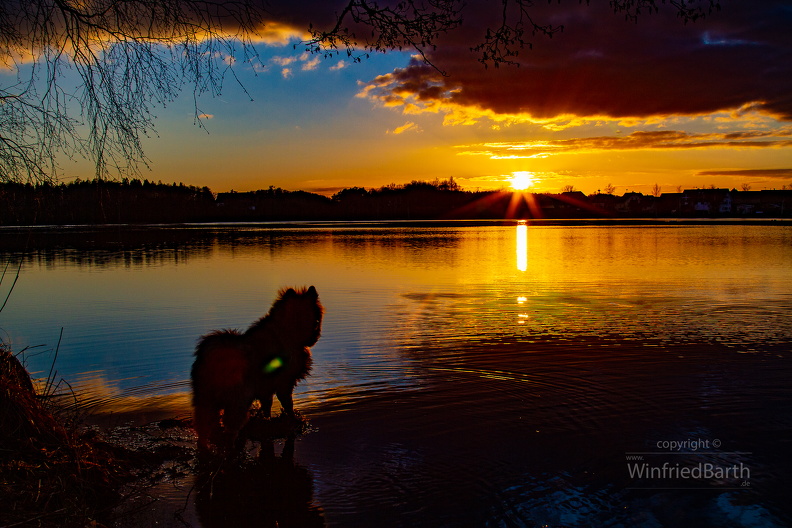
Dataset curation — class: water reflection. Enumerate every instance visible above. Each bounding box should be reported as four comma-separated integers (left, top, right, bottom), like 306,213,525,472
0,227,217,268
4,224,792,410
2,223,791,526
195,437,324,527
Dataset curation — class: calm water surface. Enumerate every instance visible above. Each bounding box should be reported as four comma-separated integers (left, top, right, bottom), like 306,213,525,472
1,222,791,527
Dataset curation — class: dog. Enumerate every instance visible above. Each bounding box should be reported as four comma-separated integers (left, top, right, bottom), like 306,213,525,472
191,286,323,454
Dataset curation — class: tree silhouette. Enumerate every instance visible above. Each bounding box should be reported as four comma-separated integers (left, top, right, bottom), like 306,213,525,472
1,0,720,183
1,0,263,182
651,183,662,197
305,0,462,67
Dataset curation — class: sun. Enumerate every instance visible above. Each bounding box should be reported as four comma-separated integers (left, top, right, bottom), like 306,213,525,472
510,171,535,191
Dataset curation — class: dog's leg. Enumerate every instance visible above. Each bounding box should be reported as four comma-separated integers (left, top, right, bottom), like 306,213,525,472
221,402,250,452
193,403,220,454
261,392,274,418
276,387,294,416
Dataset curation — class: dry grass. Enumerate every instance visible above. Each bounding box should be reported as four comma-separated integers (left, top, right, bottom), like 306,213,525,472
0,344,158,527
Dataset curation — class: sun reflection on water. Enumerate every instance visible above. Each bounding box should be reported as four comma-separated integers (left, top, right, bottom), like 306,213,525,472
516,222,528,271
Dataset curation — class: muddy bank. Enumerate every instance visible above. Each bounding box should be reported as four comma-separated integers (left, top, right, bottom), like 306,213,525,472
0,347,195,527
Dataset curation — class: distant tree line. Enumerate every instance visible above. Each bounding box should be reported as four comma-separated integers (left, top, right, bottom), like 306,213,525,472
0,179,215,225
1,178,790,226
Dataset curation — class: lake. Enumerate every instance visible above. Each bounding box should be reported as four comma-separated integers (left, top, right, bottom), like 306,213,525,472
2,222,791,527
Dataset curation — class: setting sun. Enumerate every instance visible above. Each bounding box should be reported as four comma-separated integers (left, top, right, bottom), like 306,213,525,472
510,172,535,191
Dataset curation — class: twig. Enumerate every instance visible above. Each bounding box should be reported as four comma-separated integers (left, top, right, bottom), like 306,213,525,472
0,256,22,315
1,508,68,528
44,327,64,397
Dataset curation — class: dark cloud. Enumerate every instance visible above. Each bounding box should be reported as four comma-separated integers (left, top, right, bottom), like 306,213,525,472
697,169,792,179
355,1,792,121
46,1,783,121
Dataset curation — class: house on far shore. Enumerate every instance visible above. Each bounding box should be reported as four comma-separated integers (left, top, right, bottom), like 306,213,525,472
682,188,732,215
582,187,790,218
664,188,791,217
653,192,685,216
753,189,791,216
615,192,645,215
588,193,620,214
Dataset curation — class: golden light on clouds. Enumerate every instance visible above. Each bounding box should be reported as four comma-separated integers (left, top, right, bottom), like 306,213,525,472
353,56,792,194
357,58,792,133
249,21,311,46
390,122,421,135
357,71,593,130
454,127,792,161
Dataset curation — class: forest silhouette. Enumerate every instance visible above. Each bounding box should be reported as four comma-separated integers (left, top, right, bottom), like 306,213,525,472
1,178,790,225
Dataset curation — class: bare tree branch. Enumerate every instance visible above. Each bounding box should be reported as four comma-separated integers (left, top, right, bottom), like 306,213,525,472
1,0,262,182
472,0,565,69
610,0,720,23
304,0,463,74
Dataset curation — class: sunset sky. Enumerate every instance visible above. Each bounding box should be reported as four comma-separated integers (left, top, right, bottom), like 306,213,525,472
60,1,792,195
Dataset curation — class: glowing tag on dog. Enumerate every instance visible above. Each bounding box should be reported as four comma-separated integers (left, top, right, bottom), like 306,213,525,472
264,356,284,374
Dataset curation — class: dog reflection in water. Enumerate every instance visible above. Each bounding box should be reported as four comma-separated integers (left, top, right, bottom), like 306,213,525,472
195,435,325,527
191,286,323,455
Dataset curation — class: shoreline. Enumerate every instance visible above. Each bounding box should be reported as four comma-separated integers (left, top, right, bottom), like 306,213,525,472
2,217,792,233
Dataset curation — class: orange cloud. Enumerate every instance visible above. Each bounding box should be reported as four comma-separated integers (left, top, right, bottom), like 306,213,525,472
455,128,792,159
359,65,582,130
697,169,792,179
390,122,421,135
248,21,310,46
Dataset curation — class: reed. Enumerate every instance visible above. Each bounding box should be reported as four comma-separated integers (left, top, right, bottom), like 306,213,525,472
0,344,137,527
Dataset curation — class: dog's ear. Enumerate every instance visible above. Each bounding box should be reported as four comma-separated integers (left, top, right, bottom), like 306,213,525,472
307,285,318,298
282,287,297,299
